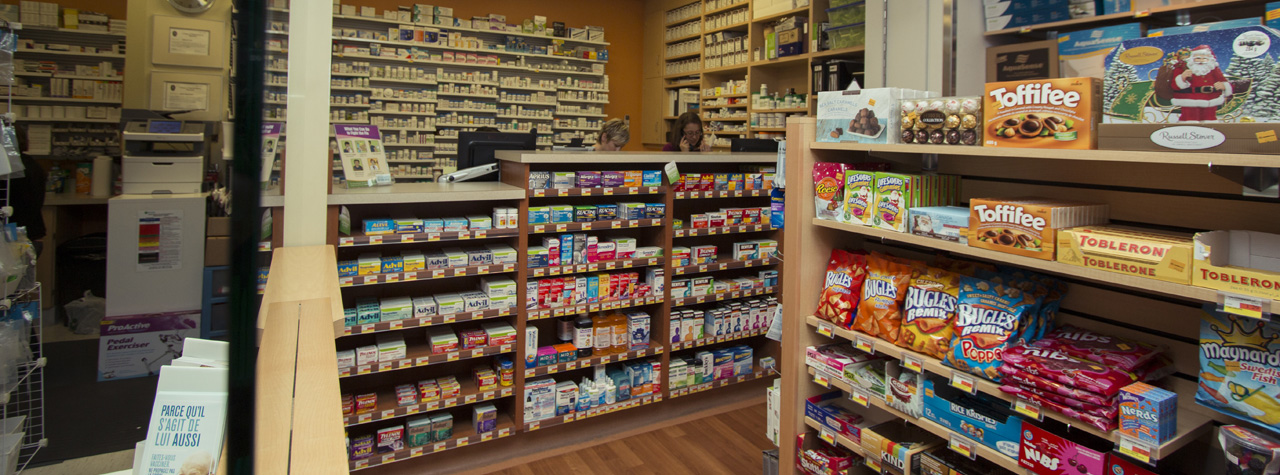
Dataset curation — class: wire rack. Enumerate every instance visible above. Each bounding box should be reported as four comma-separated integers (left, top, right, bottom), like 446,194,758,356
2,284,46,473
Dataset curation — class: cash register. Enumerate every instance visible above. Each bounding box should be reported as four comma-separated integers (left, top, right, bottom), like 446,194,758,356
121,112,213,194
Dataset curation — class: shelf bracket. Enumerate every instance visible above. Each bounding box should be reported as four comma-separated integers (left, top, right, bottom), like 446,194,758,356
1208,164,1279,198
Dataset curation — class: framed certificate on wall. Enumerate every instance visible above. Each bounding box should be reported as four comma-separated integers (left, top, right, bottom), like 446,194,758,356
152,15,226,68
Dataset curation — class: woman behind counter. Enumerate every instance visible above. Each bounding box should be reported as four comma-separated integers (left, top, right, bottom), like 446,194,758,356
663,112,712,152
595,119,630,151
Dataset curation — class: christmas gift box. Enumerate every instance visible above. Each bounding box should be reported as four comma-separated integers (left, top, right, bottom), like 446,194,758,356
1100,26,1280,152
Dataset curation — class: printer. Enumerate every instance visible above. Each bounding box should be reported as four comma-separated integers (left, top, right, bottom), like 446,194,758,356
121,110,214,194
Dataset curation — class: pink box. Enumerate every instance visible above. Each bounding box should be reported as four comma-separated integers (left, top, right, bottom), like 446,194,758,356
692,245,717,264
460,329,488,349
707,212,727,227
596,242,616,261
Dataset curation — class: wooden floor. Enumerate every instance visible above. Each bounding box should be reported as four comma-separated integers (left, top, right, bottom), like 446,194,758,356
487,403,774,475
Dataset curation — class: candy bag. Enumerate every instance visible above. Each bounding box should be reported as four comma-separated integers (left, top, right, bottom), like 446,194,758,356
813,162,848,221
1032,325,1163,372
998,365,1116,406
1001,343,1136,397
944,276,1033,381
898,266,960,359
853,253,913,342
814,249,867,329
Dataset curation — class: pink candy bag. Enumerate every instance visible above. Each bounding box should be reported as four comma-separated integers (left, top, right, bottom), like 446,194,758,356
1012,390,1118,432
1031,325,1163,372
999,383,1118,418
997,365,1115,406
1001,343,1137,397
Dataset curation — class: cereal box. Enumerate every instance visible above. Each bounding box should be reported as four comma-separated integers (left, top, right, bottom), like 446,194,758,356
1198,305,1280,434
871,172,913,232
813,163,847,221
840,171,875,226
983,77,1102,149
968,198,1110,261
1118,382,1177,445
1056,225,1193,284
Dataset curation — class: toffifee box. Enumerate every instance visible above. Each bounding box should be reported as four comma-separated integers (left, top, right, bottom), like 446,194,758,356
968,197,1110,260
1057,225,1193,284
817,88,934,144
983,77,1102,149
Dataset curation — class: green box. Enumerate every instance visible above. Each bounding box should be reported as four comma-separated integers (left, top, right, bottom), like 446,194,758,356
825,23,865,50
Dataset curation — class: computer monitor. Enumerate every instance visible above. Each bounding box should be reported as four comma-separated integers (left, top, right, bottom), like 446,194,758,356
457,131,537,181
730,138,780,152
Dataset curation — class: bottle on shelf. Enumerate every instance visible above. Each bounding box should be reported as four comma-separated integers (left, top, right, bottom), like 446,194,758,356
609,311,628,354
593,313,612,356
556,315,574,344
574,315,593,358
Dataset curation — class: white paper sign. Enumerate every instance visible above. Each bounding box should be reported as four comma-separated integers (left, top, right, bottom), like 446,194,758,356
162,82,209,111
140,367,228,475
168,27,211,56
138,210,183,272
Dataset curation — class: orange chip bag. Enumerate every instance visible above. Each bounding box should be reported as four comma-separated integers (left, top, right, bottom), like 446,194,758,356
897,266,960,359
815,249,868,328
853,253,913,342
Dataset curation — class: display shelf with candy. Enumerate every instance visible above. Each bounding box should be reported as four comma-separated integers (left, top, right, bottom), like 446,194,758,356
670,285,775,308
339,263,517,288
342,308,516,337
528,257,664,278
344,384,514,427
807,140,1278,168
673,224,772,238
523,344,663,378
524,394,662,432
670,366,776,399
803,417,865,458
338,228,519,247
529,218,664,234
671,256,775,276
804,315,1213,458
348,417,515,471
803,366,1023,473
338,343,514,379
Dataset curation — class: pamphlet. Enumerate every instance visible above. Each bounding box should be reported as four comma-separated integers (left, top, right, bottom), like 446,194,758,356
335,124,392,188
260,122,282,188
140,366,228,475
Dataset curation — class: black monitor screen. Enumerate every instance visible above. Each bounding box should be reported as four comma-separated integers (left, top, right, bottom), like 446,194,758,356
730,138,779,153
457,131,537,181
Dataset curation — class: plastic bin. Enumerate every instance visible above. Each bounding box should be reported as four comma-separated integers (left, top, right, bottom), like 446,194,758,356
825,23,866,50
826,2,866,27
0,432,22,475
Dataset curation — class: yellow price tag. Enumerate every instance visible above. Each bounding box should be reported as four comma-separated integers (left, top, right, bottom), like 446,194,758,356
814,372,830,388
817,323,834,338
950,373,976,395
1014,398,1043,421
901,354,922,373
849,387,870,407
819,428,836,445
1118,437,1153,464
948,434,976,460
865,457,882,473
855,336,875,354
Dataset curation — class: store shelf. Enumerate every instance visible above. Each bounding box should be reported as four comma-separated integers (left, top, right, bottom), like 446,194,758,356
432,22,611,46
665,50,703,61
749,127,788,132
552,126,599,132
670,367,776,398
528,186,661,198
804,315,1214,460
373,96,437,104
664,31,704,44
670,286,775,308
529,218,664,234
810,45,867,59
369,76,438,86
349,417,515,471
382,143,438,148
673,224,772,238
377,126,437,132
523,345,663,378
331,86,374,92
673,188,769,200
529,257,664,278
342,308,515,337
671,327,769,352
331,120,369,124
557,97,609,104
338,342,514,378
703,21,749,35
10,96,120,104
804,417,865,457
338,263,517,288
753,108,808,113
437,90,498,98
15,72,124,81
699,63,748,75
339,228,517,247
501,84,557,92
16,117,118,123
370,110,434,116
499,100,557,107
497,115,555,121
525,394,661,432
808,140,1280,168
985,0,1245,36
16,26,126,37
751,5,808,23
811,217,1257,307
665,14,702,28
672,256,775,276
701,102,748,109
555,111,608,118
707,130,746,135
665,80,701,89
16,48,125,58
344,385,514,427
437,107,499,114
527,295,664,321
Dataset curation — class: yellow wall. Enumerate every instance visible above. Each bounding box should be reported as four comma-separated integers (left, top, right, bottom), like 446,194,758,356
124,0,233,120
341,0,647,150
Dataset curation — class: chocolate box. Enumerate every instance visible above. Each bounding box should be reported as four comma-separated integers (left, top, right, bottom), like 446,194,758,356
1057,225,1194,284
984,77,1102,149
816,88,934,144
968,198,1110,260
1103,26,1280,126
1193,230,1280,300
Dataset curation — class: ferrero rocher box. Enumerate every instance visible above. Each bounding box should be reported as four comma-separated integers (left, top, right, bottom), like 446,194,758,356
1056,225,1194,284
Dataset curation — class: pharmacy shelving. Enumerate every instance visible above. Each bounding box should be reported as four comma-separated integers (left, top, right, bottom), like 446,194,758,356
671,256,774,276
382,142,438,148
338,263,517,288
670,367,775,399
337,342,514,378
669,286,775,308
342,308,516,337
523,344,663,378
349,418,515,471
371,110,434,116
528,218,663,234
671,327,768,352
344,385,514,427
14,72,122,81
375,96,437,104
527,295,665,321
370,77,438,86
528,257,664,278
524,394,661,433
672,224,771,238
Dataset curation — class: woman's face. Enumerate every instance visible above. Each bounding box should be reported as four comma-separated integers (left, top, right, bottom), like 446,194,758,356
682,123,702,142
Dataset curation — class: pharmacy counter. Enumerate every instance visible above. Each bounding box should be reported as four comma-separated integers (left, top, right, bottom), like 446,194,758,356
327,181,525,205
495,150,776,163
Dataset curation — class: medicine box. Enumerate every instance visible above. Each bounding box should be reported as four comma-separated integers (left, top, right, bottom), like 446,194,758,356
525,377,557,422
466,250,493,266
1118,382,1177,445
401,250,425,272
440,248,467,268
487,244,518,265
466,215,492,230
423,218,443,232
430,413,453,442
427,328,459,354
550,205,574,223
525,327,538,368
357,253,382,275
482,322,517,346
343,307,357,327
634,246,662,258
380,256,404,274
434,293,465,314
529,171,550,188
481,277,517,298
442,217,469,232
425,252,449,269
473,403,497,433
412,296,437,318
336,349,355,368
552,172,576,188
406,416,433,447
460,291,490,312
356,345,378,366
627,312,651,350
357,298,381,324
379,297,413,322
460,329,488,350
528,206,551,224
364,218,395,235
338,260,358,277
642,170,663,187
393,216,423,234
489,295,516,310
576,171,602,188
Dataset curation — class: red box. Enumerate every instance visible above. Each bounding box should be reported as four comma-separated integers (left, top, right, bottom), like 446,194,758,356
699,174,715,191
537,279,551,308
796,434,857,475
356,393,378,414
342,394,355,415
708,212,727,227
1019,422,1108,475
724,208,745,225
1108,455,1158,475
460,329,488,349
691,214,708,228
743,208,761,224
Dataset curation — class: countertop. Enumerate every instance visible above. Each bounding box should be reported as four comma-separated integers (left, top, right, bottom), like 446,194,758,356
495,150,777,163
327,181,525,205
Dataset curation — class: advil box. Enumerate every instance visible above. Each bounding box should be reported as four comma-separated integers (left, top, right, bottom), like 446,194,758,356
1193,230,1280,300
99,311,201,381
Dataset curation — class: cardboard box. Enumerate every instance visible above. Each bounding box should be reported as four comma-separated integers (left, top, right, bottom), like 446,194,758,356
1056,225,1193,284
909,206,969,244
1058,23,1143,79
1018,421,1108,475
983,77,1102,149
1098,122,1280,153
968,197,1109,260
804,391,867,440
1118,381,1177,445
1193,230,1280,300
205,236,230,267
922,376,1022,459
98,311,200,381
817,88,934,144
860,421,944,475
206,217,231,236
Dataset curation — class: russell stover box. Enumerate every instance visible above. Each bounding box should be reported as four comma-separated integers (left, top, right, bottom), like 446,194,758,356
1100,26,1280,152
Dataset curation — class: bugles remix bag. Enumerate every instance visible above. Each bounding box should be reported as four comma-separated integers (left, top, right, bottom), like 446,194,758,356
815,250,868,329
853,253,913,342
944,276,1033,381
1198,305,1280,434
898,266,960,359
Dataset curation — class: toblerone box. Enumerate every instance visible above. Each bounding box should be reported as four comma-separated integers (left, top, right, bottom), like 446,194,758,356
969,197,1109,260
1057,225,1193,284
983,77,1102,149
1193,230,1280,301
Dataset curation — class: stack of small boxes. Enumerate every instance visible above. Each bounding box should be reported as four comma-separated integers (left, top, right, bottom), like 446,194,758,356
529,233,662,268
341,279,519,329
668,346,762,390
529,202,665,225
670,296,778,343
526,270,664,309
680,206,772,230
669,272,777,299
359,210,519,237
670,239,777,267
673,170,775,192
1118,382,1177,447
529,169,663,190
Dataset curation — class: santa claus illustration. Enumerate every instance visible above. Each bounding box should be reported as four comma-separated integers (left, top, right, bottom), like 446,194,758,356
1171,44,1231,122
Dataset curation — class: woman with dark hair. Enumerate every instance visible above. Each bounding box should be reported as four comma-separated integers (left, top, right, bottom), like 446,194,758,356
663,112,712,152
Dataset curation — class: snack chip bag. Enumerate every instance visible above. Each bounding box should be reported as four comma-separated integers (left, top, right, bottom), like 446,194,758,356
1198,305,1280,434
1001,342,1136,397
974,269,1046,344
1033,325,1163,372
813,162,848,221
897,266,960,359
815,249,868,329
853,253,913,342
944,276,1032,381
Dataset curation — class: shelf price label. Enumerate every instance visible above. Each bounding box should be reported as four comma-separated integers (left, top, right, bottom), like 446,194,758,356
849,387,871,407
1118,436,1153,464
456,438,469,447
368,235,383,245
1014,398,1044,421
854,336,875,354
434,442,447,452
581,188,592,196
813,372,830,388
819,427,836,445
864,457,882,473
1222,293,1269,320
901,354,922,373
950,373,977,395
949,434,977,460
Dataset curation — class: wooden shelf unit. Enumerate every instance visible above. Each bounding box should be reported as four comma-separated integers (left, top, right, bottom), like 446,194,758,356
778,117,1276,475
